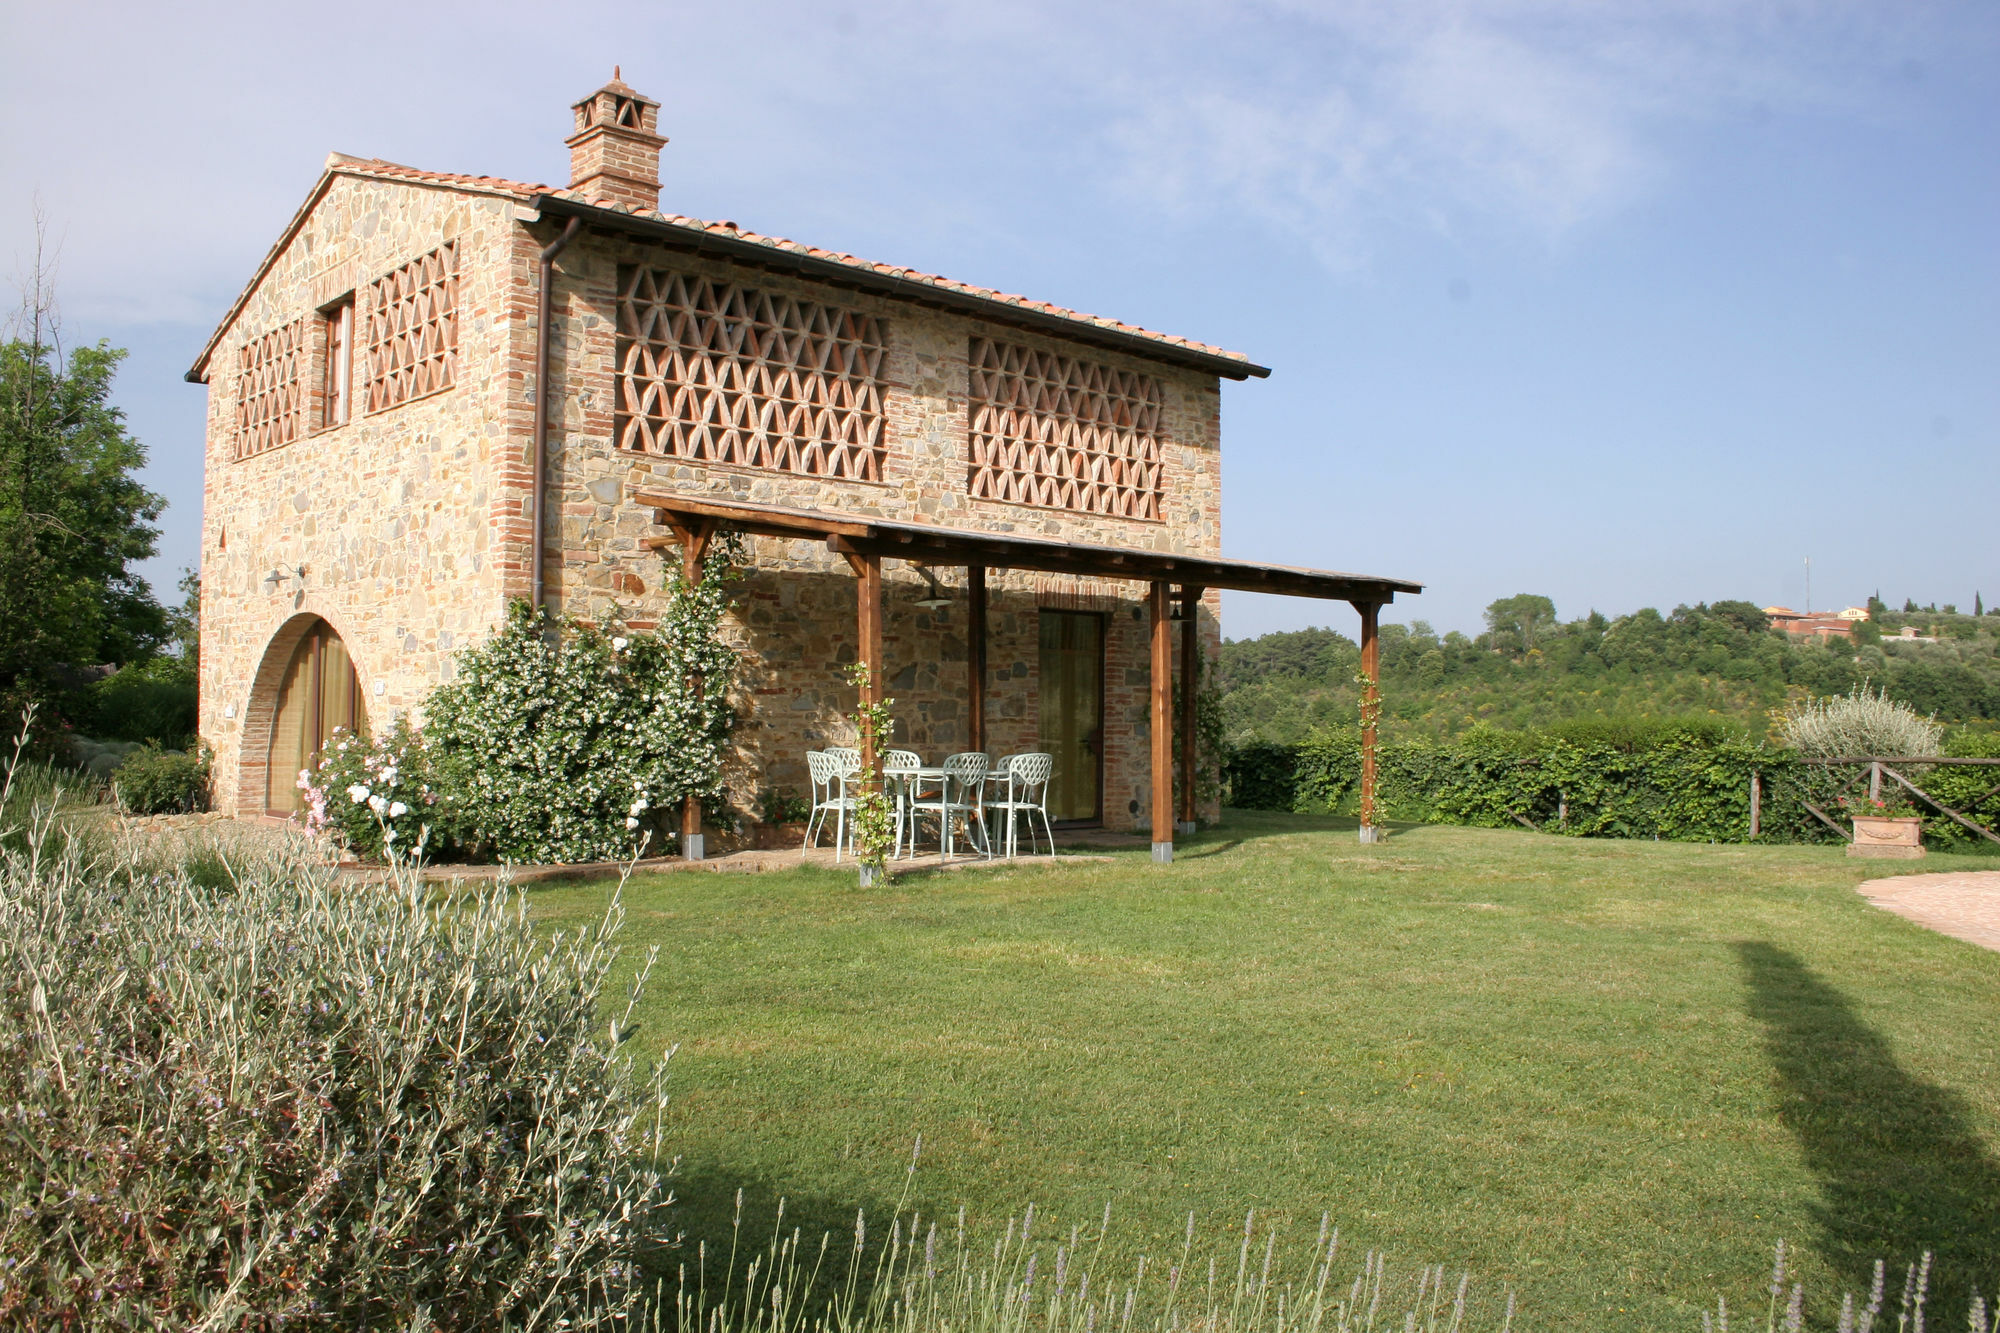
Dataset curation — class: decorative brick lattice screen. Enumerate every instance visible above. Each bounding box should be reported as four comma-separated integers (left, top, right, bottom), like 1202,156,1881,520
967,338,1165,520
615,267,887,481
234,318,308,460
363,242,457,413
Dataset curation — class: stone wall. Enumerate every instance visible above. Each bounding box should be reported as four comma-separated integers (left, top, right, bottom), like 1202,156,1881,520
196,175,536,814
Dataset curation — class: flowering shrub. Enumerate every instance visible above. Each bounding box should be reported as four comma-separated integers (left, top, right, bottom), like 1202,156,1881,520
299,717,449,861
424,561,738,864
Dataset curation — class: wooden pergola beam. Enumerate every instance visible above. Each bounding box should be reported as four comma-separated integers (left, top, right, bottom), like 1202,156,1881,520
636,492,1421,604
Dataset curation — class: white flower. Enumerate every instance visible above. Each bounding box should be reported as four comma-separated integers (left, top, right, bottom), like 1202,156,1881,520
389,801,409,818
348,784,371,804
629,799,648,815
633,779,645,791
384,828,397,842
612,637,628,651
369,795,388,815
382,766,399,785
624,817,640,830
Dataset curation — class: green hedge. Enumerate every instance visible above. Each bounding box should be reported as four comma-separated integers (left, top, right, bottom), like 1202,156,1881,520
1922,731,2000,851
1226,726,1838,844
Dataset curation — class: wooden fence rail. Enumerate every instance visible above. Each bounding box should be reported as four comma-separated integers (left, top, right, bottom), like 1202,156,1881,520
1798,756,2000,847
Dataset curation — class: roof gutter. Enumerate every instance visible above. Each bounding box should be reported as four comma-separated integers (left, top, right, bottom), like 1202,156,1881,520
536,195,1271,382
532,215,585,609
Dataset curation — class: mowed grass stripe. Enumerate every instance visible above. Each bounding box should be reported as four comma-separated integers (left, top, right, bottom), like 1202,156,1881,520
529,812,2000,1331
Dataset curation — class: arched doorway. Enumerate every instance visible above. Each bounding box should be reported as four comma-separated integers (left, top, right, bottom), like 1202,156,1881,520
264,617,368,814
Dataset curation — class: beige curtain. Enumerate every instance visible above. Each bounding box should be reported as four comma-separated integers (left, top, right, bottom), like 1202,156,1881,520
265,622,366,813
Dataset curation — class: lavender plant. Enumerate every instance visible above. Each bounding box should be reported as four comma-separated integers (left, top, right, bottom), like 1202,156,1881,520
1699,1242,1994,1333
652,1187,1515,1333
0,772,674,1327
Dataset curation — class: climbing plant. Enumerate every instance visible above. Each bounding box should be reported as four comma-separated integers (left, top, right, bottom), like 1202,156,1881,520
843,661,896,884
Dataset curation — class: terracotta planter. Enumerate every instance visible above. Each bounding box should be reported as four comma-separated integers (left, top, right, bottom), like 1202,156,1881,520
748,821,807,851
1848,815,1924,859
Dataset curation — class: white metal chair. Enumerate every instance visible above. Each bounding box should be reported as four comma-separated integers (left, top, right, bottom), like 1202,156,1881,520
883,749,924,859
804,749,860,860
985,752,1055,857
905,751,992,859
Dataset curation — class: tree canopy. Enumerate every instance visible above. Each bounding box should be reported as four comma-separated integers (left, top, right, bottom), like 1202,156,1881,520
1220,597,2000,745
1,316,167,716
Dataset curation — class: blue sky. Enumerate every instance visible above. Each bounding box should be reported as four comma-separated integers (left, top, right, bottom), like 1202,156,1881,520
3,0,1994,640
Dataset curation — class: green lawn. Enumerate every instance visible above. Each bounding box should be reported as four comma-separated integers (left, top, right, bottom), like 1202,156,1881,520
530,813,2000,1330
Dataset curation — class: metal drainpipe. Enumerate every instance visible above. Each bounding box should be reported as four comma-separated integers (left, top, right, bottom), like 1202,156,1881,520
531,216,585,609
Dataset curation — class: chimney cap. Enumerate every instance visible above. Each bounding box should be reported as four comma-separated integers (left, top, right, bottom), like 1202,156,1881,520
566,69,666,209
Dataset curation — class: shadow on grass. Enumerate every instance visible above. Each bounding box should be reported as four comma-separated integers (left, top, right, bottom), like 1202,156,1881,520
638,1160,908,1328
1735,942,2000,1309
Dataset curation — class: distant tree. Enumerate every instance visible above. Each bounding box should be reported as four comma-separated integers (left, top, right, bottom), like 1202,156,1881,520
1484,594,1557,653
1707,600,1770,635
1868,593,1888,619
1977,592,1985,617
161,568,199,664
1904,599,1917,613
1,244,166,720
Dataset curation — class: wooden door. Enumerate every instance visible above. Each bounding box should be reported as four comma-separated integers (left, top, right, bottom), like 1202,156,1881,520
1038,610,1103,824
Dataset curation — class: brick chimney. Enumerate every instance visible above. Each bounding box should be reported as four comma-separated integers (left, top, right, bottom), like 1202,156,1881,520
565,67,666,211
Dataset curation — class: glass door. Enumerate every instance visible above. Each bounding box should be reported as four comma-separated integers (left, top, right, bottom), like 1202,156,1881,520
1038,610,1104,824
267,619,367,814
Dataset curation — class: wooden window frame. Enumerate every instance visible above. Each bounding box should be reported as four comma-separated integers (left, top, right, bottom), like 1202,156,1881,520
318,295,354,431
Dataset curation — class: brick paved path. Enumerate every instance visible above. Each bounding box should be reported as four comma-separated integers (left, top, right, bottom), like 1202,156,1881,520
1857,871,2000,953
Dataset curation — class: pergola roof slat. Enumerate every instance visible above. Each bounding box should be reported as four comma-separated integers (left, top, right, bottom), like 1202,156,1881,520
634,491,1421,603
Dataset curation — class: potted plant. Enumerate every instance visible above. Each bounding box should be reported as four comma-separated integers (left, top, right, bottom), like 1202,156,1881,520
751,788,813,850
1843,795,1925,859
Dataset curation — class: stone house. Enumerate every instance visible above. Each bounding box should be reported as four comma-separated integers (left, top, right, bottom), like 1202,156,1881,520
188,72,1416,855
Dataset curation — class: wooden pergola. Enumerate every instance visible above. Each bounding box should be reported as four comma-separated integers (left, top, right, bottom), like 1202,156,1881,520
636,492,1422,861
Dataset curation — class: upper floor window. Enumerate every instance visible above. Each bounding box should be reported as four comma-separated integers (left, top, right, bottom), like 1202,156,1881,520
967,337,1166,521
363,242,457,413
320,295,353,430
233,317,308,461
614,266,888,482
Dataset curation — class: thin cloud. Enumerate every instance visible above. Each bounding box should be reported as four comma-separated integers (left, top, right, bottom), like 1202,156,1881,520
1094,0,1937,264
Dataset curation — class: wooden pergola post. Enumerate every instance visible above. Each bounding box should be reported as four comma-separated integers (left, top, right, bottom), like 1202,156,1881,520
967,564,987,755
1177,585,1203,834
1150,581,1174,863
674,518,716,860
1354,599,1381,844
842,548,885,778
